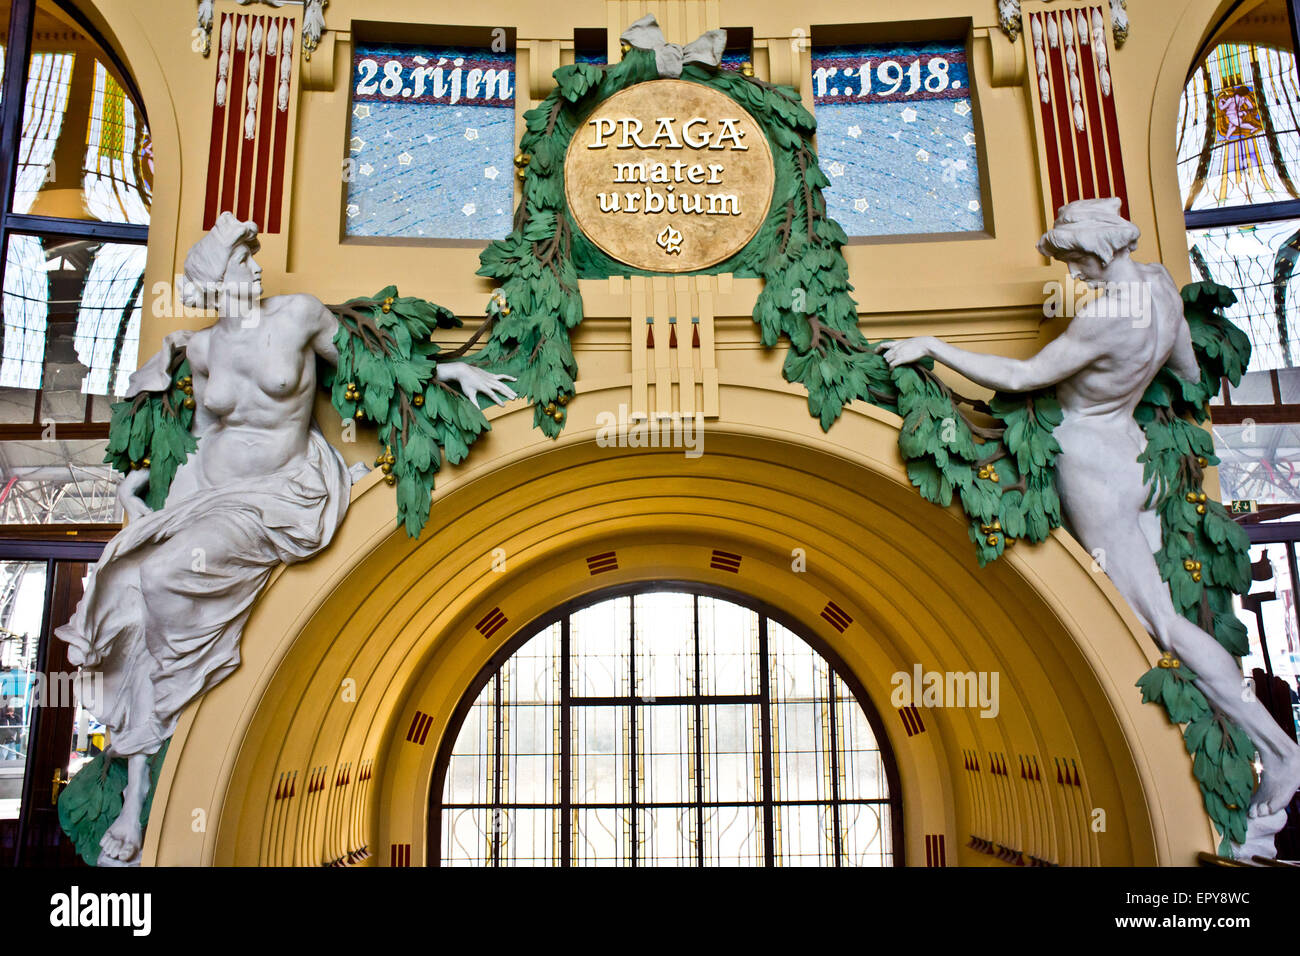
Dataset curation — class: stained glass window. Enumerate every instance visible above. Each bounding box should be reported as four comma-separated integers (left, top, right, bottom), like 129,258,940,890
1178,43,1300,212
345,43,515,240
810,41,984,236
435,589,897,867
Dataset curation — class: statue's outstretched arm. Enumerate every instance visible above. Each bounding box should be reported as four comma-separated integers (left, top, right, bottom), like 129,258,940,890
879,323,1104,393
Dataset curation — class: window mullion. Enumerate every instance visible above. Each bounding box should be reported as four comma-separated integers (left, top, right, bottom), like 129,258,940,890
693,594,704,867
628,596,637,867
0,0,37,295
560,616,571,867
758,613,776,867
828,667,843,867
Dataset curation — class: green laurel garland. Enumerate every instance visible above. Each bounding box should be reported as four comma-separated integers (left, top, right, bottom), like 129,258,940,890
324,286,492,537
104,351,197,510
1134,281,1255,854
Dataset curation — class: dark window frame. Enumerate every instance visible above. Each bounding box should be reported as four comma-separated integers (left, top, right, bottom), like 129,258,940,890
0,535,106,865
429,581,905,868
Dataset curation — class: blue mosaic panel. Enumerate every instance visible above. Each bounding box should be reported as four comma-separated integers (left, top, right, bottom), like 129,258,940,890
811,42,985,237
346,45,516,240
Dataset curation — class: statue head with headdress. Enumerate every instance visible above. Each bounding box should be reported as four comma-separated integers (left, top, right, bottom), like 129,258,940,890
181,212,262,310
1037,197,1140,284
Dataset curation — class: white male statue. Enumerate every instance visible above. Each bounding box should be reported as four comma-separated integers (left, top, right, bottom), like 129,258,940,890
879,197,1300,858
57,212,516,865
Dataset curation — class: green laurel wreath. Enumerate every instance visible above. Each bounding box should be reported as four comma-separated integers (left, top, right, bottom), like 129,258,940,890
104,350,197,511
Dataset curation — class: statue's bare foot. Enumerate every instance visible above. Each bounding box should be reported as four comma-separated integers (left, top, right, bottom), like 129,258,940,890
1252,745,1300,817
1232,808,1287,861
99,810,143,862
99,752,148,864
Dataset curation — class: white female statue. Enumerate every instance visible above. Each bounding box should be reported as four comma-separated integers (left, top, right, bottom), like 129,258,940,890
880,198,1300,857
57,213,515,864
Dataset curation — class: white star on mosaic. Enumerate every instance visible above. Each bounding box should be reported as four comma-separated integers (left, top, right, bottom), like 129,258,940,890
828,161,845,177
846,125,861,138
901,107,918,123
345,203,359,218
398,152,413,166
359,163,374,176
484,166,500,180
968,200,980,212
462,202,476,216
963,132,977,147
349,136,365,153
953,100,972,117
353,105,371,120
465,128,479,141
853,198,869,212
915,148,930,162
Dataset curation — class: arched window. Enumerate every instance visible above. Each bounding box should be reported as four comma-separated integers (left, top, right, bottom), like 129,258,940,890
0,0,151,525
432,588,901,866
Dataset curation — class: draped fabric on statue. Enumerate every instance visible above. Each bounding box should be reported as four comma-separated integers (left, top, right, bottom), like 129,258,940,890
56,337,351,757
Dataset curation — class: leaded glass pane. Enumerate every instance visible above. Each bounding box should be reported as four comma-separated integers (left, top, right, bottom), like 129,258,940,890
570,596,630,697
571,705,630,805
697,595,760,695
701,803,764,866
1186,219,1300,372
637,806,695,866
636,703,692,804
632,591,693,698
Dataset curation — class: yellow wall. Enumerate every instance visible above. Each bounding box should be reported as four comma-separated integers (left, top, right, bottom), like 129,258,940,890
64,0,1245,865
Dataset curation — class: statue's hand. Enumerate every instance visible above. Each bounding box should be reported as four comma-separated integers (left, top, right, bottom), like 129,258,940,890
116,468,152,522
876,336,938,369
436,362,518,408
66,643,100,669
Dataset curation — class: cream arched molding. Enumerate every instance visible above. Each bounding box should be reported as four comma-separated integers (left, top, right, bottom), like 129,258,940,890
139,377,1213,867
